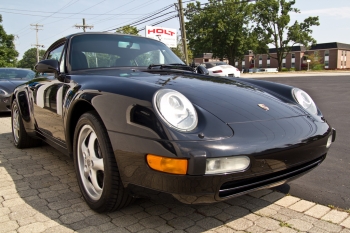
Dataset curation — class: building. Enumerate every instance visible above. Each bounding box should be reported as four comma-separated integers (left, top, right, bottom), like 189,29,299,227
193,53,228,64
194,42,350,71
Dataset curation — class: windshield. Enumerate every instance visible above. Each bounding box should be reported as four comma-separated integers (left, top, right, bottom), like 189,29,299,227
0,69,36,79
69,34,185,71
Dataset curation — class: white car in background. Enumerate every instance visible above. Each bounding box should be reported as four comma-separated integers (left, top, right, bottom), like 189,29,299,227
201,62,241,78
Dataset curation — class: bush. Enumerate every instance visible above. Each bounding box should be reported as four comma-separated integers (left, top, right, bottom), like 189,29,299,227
312,64,324,70
289,68,296,72
281,68,288,72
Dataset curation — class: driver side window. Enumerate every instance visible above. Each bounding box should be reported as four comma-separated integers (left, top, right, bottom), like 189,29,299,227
47,44,65,72
48,45,64,61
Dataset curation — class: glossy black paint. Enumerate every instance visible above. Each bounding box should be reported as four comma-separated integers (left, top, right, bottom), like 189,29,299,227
0,68,35,112
11,33,334,204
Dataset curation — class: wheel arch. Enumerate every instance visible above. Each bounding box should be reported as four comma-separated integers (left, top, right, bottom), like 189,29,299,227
66,99,100,157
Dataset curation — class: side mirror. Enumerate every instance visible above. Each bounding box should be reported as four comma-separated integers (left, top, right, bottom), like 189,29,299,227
196,66,209,75
35,59,60,75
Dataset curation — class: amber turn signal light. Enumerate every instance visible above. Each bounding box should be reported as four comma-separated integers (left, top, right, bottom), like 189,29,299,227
146,154,188,175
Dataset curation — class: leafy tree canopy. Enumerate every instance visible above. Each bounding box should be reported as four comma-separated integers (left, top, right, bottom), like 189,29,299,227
0,14,19,67
185,0,255,65
17,48,45,70
116,25,139,35
253,0,320,71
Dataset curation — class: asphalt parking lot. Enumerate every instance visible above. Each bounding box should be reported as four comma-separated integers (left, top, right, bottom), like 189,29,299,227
1,72,350,232
252,73,350,210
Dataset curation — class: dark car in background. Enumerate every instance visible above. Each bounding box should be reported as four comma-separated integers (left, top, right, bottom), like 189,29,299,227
10,32,335,213
0,68,36,112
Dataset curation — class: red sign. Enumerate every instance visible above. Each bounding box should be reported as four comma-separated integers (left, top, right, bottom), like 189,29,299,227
147,28,175,36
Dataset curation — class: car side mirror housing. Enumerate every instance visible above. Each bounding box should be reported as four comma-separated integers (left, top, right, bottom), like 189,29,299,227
35,59,60,75
196,66,209,75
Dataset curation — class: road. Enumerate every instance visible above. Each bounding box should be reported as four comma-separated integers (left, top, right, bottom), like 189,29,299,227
253,74,350,210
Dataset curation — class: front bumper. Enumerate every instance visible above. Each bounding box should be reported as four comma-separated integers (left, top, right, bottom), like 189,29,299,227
108,116,334,204
0,95,11,112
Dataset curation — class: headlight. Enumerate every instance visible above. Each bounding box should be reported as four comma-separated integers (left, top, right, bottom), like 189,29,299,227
292,88,317,115
205,156,250,174
326,135,332,148
153,89,198,131
0,89,8,95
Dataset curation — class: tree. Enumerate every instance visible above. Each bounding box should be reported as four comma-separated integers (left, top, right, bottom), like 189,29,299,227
0,14,19,67
17,48,45,70
185,0,254,65
171,37,193,63
305,51,324,70
253,0,320,71
116,25,139,35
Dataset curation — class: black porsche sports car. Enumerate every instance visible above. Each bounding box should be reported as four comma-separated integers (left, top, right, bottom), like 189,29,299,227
0,68,35,112
11,32,335,213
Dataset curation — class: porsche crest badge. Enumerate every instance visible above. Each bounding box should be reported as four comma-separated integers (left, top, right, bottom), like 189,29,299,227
258,104,269,111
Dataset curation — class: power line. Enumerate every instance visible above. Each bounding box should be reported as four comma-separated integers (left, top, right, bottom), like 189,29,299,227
137,15,179,32
40,0,109,42
44,0,107,26
0,10,83,19
13,0,80,37
106,10,176,32
95,0,159,27
102,3,174,32
0,7,145,15
84,0,138,21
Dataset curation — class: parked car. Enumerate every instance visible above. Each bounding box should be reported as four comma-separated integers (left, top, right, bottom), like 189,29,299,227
201,62,240,77
0,68,36,112
11,32,335,212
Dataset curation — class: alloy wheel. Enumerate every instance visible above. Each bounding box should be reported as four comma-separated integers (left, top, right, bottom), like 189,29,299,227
12,105,20,143
77,125,104,200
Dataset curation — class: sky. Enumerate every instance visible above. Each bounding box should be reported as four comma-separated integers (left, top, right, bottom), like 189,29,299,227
1,0,350,60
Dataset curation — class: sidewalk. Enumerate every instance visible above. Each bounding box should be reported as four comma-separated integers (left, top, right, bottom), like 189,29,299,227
0,115,349,233
241,71,350,78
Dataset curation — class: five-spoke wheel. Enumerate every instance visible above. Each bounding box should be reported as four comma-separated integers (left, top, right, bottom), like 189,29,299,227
73,111,133,212
77,125,105,200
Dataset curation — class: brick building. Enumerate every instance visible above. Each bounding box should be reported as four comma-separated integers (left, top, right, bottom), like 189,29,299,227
194,42,350,71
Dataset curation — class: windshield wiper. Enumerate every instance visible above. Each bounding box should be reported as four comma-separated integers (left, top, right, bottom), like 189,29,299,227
147,64,193,72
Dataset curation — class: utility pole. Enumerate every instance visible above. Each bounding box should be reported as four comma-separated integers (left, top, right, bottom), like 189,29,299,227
177,0,189,65
74,18,94,32
30,24,44,63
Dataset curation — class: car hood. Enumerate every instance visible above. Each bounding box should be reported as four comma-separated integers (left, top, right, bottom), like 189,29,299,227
128,73,306,124
0,79,28,93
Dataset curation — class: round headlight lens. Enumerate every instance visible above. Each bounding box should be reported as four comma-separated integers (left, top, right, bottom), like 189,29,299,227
154,89,198,131
292,88,317,115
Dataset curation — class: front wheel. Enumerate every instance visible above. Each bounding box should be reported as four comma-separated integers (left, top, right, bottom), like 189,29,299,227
73,111,133,212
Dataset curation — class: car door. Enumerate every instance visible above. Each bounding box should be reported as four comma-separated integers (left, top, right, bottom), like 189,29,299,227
31,43,69,149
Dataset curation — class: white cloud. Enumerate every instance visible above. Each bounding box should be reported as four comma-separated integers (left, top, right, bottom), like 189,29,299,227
299,7,350,19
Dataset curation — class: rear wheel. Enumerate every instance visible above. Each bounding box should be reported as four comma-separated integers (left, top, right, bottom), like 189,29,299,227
73,111,133,212
11,100,41,148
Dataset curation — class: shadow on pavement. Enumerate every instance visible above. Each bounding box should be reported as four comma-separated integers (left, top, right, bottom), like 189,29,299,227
0,129,285,232
0,112,11,118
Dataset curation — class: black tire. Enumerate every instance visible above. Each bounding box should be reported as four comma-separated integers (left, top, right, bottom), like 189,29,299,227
11,100,41,148
73,111,133,212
